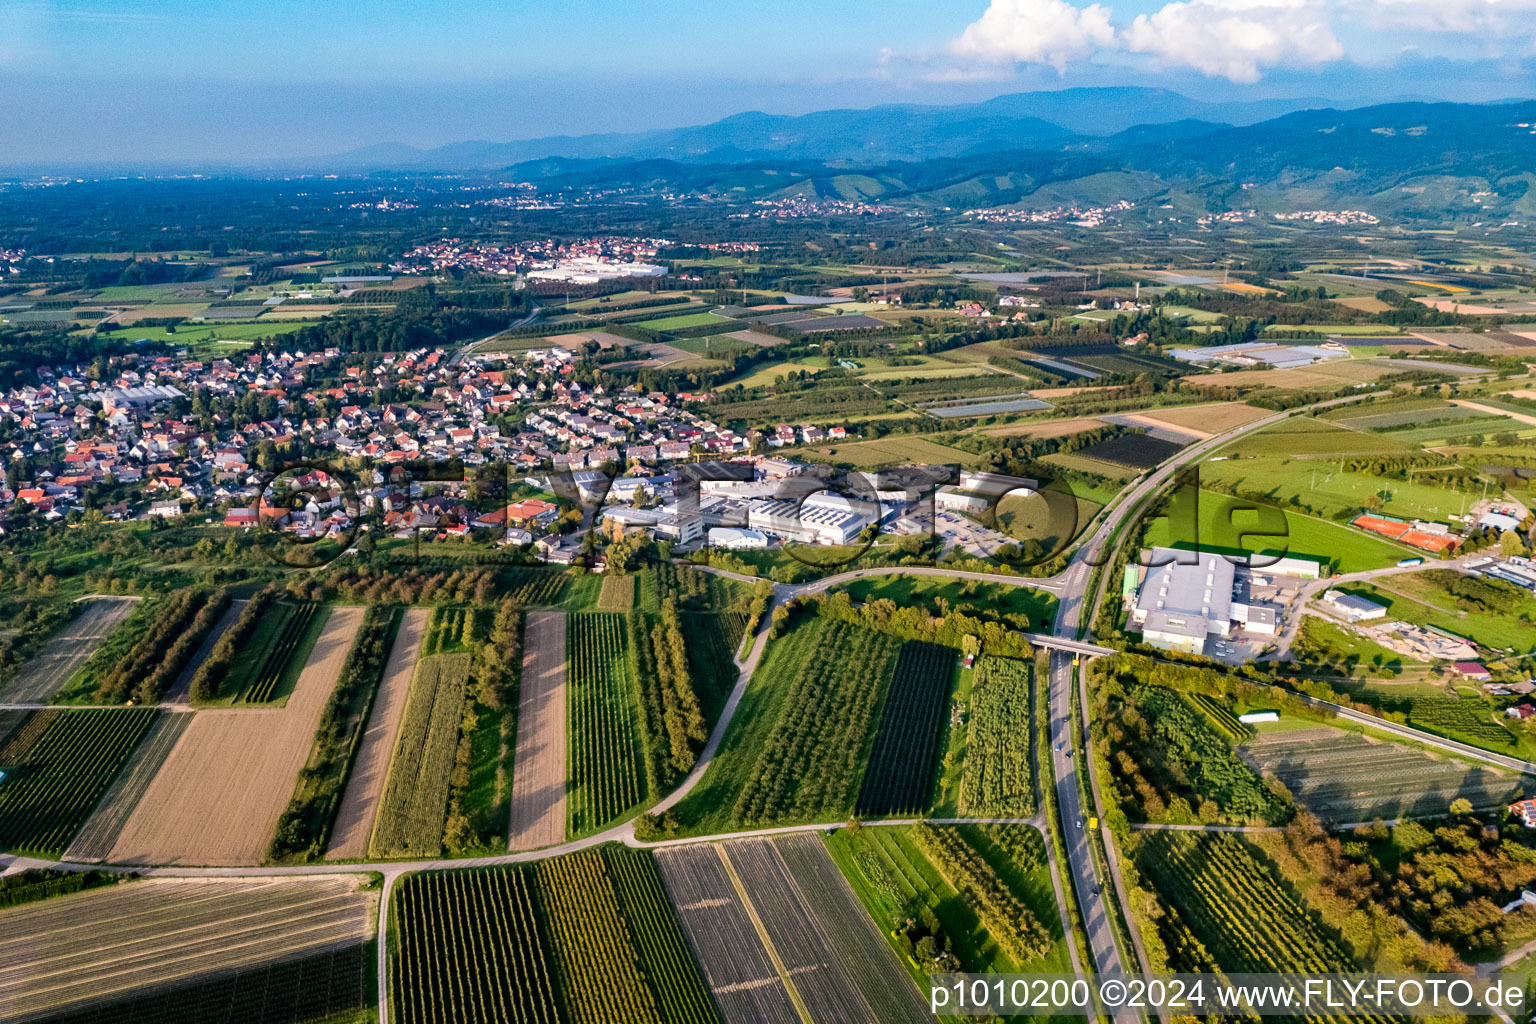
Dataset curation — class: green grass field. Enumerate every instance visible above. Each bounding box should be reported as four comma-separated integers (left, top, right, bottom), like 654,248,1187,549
1215,418,1411,458
1143,488,1406,572
1197,456,1481,522
634,311,734,330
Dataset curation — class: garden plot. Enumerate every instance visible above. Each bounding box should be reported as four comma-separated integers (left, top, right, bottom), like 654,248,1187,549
1241,727,1525,822
508,610,568,850
0,597,139,703
326,606,427,860
107,606,364,866
0,875,375,1024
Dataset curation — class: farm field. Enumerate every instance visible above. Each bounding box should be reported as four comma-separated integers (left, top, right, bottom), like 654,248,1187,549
647,562,748,612
223,601,327,703
596,574,636,611
1241,727,1525,821
654,843,804,1024
367,652,472,859
1215,417,1411,457
567,612,647,835
1075,432,1185,470
0,707,157,856
0,876,376,1024
670,616,900,834
855,641,955,817
0,597,139,703
1335,680,1528,756
835,574,1058,628
327,606,428,860
1143,487,1406,572
635,310,733,330
390,847,716,1024
502,566,573,606
723,836,932,1023
508,610,567,851
1134,830,1362,974
731,618,900,828
787,434,982,469
960,656,1036,817
678,610,747,722
1041,450,1137,481
64,711,192,862
108,605,364,866
1186,358,1400,391
826,823,1071,978
1127,401,1273,436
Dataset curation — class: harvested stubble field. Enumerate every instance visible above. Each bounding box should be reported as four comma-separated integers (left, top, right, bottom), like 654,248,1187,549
1119,401,1272,438
0,597,139,703
508,610,567,851
1241,727,1525,821
0,875,376,1024
327,607,427,860
367,652,472,859
107,606,364,866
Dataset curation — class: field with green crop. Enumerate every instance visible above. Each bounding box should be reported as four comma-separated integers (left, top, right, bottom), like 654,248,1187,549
1135,831,1363,974
368,653,472,858
826,823,1071,978
959,656,1036,817
390,848,716,1024
567,613,647,835
0,708,157,856
1197,456,1481,522
1215,418,1411,457
669,615,899,834
222,602,327,703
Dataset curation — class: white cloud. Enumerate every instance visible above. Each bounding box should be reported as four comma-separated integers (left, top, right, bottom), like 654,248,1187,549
951,0,1117,71
946,0,1536,81
1347,0,1536,36
1123,0,1343,82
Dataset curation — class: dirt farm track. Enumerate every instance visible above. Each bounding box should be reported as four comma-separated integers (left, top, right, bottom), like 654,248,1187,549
105,607,364,866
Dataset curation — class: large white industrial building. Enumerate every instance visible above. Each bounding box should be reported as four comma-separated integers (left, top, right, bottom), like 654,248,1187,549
748,493,877,546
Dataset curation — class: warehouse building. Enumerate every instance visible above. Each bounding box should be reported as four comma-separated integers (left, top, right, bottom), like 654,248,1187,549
748,493,876,546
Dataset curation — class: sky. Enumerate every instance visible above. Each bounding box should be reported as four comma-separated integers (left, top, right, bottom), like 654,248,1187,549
1,0,1533,165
